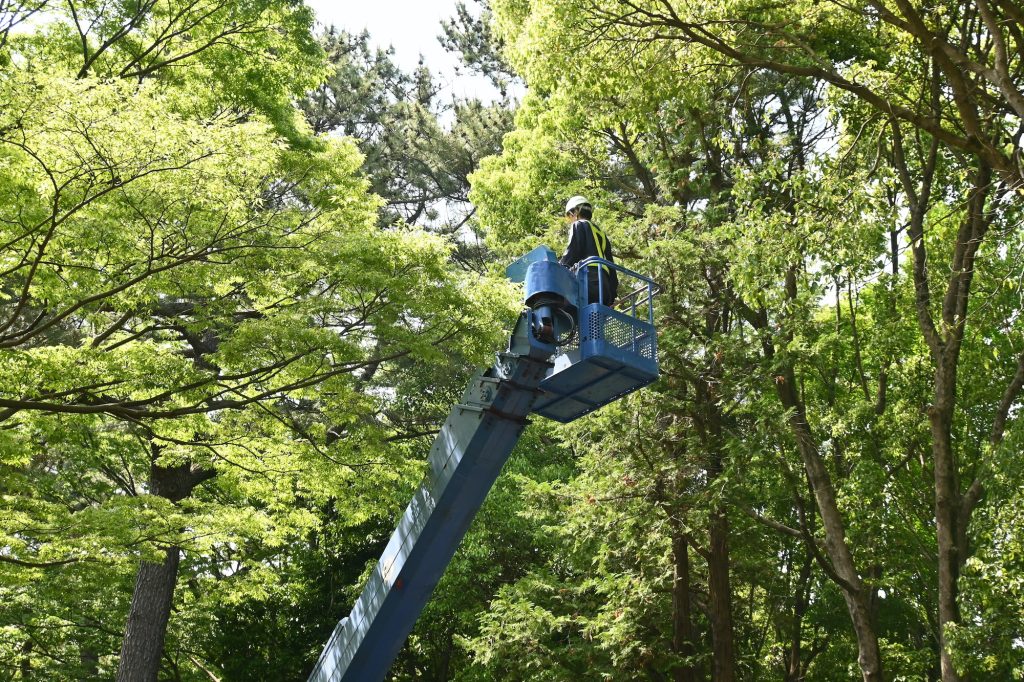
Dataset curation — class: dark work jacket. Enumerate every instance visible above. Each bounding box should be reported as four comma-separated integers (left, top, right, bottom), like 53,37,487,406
559,219,618,303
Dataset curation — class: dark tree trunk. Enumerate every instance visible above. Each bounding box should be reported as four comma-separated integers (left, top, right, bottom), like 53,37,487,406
693,264,737,682
116,447,216,681
81,645,100,677
671,528,697,682
708,505,735,682
785,552,814,682
19,639,31,679
116,546,181,682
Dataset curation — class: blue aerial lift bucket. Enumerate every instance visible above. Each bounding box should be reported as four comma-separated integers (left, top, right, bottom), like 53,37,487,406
506,246,660,422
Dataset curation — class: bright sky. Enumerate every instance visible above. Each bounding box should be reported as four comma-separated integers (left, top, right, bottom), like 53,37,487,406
303,0,500,103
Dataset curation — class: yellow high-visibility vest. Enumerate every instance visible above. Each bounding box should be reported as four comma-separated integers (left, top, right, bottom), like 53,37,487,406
588,223,611,274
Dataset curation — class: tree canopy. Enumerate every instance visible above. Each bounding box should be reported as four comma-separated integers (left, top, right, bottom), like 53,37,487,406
3,0,1024,681
0,2,514,678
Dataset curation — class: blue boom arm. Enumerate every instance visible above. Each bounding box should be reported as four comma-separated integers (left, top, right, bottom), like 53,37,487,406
308,248,658,682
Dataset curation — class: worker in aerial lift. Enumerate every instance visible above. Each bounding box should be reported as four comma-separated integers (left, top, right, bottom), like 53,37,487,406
559,196,618,305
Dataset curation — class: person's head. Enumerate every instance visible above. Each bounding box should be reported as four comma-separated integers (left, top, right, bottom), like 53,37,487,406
564,195,593,221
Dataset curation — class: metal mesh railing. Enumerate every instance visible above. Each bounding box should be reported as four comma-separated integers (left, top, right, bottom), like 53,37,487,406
589,308,656,360
568,258,658,361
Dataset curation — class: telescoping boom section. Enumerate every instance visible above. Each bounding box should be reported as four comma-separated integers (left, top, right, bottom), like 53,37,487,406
308,247,659,682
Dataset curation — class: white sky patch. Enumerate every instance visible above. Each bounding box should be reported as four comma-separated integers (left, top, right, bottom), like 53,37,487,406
304,0,504,104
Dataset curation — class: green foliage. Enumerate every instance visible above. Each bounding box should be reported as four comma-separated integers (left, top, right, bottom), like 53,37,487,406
6,0,1024,679
300,27,514,246
0,3,520,679
459,0,1024,679
440,0,518,97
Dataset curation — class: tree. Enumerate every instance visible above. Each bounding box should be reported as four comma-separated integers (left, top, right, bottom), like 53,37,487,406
0,3,515,679
468,1,1024,680
440,0,520,97
489,1,1024,679
300,27,514,248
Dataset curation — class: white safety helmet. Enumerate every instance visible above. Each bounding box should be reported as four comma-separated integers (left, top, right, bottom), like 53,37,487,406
564,195,590,215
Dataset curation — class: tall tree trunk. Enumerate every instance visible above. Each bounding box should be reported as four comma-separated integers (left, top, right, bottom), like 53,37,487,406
698,266,737,682
671,527,697,682
785,552,814,682
708,505,735,682
116,545,181,682
897,156,993,682
783,383,882,682
929,169,990,682
116,447,216,681
931,394,960,682
738,297,883,682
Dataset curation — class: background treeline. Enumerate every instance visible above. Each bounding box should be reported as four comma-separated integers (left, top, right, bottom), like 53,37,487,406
2,1,1024,681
